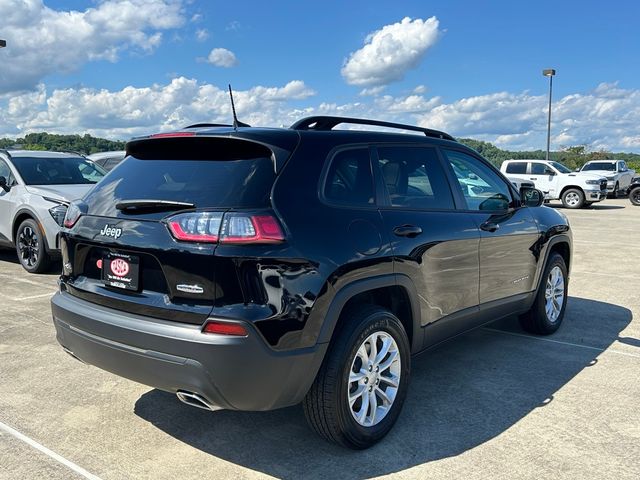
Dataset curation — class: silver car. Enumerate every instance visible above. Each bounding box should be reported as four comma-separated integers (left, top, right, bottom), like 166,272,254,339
0,149,106,273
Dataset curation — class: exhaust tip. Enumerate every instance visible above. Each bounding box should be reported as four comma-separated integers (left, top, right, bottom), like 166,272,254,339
176,390,223,412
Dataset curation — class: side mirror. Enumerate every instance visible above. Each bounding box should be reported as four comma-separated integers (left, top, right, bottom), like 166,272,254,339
544,168,556,175
0,176,10,193
520,187,544,207
574,168,580,172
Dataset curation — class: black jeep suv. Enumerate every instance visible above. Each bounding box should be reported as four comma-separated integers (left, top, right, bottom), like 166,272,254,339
51,116,571,449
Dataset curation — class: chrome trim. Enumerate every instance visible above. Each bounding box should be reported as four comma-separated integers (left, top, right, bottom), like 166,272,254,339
176,391,223,412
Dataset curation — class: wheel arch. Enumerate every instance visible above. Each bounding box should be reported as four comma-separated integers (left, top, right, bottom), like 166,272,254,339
12,207,40,244
535,234,572,292
317,274,422,353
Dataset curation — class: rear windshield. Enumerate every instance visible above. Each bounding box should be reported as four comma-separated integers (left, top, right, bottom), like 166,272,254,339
12,156,105,185
84,156,276,212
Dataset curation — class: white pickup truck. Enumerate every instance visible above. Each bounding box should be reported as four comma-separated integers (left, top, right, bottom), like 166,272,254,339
501,159,608,209
578,160,636,197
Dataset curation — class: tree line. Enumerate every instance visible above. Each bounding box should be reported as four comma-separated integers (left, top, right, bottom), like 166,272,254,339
1,131,638,171
0,132,125,155
459,138,640,171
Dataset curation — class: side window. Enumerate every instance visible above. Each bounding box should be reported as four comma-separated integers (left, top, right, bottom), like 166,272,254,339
530,163,547,175
78,161,104,183
323,148,374,206
376,146,454,209
105,158,122,170
0,159,10,179
505,162,526,174
442,149,512,211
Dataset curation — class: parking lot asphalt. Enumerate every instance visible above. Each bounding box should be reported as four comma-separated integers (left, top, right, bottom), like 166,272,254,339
1,198,639,480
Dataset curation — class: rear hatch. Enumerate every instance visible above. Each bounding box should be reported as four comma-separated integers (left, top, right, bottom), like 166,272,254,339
60,133,297,324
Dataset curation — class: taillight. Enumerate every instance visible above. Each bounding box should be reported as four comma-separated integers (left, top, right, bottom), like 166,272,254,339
220,213,285,244
166,212,284,244
167,212,222,243
63,201,83,228
203,321,248,336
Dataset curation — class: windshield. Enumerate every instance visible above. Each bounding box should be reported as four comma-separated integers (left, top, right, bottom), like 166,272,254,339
11,156,106,185
550,161,572,174
582,162,615,171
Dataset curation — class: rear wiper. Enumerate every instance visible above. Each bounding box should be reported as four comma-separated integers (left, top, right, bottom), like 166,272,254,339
115,199,196,212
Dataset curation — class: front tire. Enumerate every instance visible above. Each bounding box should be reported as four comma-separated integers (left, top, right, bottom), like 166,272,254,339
15,218,51,273
519,253,568,335
629,187,640,206
609,182,619,199
303,305,411,449
561,188,584,209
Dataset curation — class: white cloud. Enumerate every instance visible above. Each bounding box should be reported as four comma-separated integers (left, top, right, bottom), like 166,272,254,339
206,48,238,68
341,17,441,87
1,80,639,154
359,86,386,97
195,28,209,42
0,0,186,93
0,78,316,138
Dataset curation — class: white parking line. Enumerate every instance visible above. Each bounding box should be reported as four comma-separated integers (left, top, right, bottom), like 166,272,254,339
0,420,102,480
483,328,640,359
0,291,56,301
12,292,55,301
572,270,637,280
0,272,56,289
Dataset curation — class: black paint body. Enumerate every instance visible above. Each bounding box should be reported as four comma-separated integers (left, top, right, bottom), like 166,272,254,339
51,125,572,411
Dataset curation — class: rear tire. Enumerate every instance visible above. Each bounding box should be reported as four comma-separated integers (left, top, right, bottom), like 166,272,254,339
629,187,640,206
303,305,411,449
561,188,584,209
519,253,568,335
15,218,51,274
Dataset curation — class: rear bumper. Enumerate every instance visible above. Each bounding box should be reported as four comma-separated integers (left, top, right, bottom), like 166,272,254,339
51,291,327,411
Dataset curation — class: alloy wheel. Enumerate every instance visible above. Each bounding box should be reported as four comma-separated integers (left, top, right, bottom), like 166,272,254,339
18,226,39,268
347,331,401,427
565,192,580,207
544,265,565,323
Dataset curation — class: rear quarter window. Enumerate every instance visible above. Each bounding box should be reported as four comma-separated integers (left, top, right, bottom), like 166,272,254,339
323,148,374,206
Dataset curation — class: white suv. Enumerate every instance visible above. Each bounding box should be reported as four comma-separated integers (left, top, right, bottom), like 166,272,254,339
501,159,607,209
0,149,105,272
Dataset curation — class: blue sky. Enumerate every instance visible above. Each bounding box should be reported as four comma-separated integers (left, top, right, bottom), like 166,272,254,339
1,0,639,152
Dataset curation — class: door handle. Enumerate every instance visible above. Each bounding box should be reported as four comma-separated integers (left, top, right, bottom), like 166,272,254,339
480,221,500,232
393,225,423,238
529,177,538,180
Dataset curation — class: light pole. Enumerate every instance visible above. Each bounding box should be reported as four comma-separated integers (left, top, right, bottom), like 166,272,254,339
543,68,556,161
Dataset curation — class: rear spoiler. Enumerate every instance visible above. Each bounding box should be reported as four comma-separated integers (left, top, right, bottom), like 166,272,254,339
125,133,298,173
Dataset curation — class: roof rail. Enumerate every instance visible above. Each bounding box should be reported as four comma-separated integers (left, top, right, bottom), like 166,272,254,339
60,150,88,158
184,123,233,129
290,116,455,141
184,121,251,129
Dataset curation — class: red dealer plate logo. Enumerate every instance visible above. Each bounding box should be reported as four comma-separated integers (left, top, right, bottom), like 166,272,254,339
110,258,130,277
